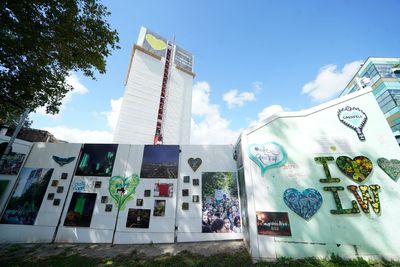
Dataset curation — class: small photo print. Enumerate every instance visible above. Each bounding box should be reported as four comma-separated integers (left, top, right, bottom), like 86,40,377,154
144,190,151,197
101,196,108,203
51,180,59,187
47,193,55,200
192,195,199,203
61,173,68,180
57,186,64,193
183,176,190,183
153,183,173,197
153,200,166,216
95,181,102,188
182,189,189,196
136,199,143,206
126,209,151,228
256,211,291,236
182,202,189,210
105,204,113,212
193,179,199,186
53,199,60,206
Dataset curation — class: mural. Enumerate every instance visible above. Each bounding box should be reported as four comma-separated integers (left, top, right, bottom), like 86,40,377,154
126,208,150,228
201,172,241,233
314,157,341,183
0,152,25,175
1,168,53,225
52,156,76,167
64,192,97,227
283,188,323,220
75,144,118,177
323,186,360,214
347,185,381,214
140,145,179,178
188,158,202,172
248,142,287,175
337,106,367,141
317,155,382,216
256,212,291,236
109,174,140,211
153,200,166,216
336,156,373,183
377,158,400,181
153,183,173,197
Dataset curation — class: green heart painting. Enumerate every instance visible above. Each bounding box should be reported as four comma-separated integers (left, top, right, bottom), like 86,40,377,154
377,158,400,182
109,174,140,210
336,156,373,183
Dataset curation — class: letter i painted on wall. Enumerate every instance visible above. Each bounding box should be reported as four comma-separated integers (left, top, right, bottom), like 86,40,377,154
314,157,341,183
347,185,381,214
323,186,360,214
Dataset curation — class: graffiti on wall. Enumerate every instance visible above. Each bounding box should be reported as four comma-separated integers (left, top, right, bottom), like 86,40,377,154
108,174,140,210
248,142,287,175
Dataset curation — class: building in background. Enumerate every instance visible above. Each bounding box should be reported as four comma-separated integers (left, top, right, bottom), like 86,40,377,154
113,27,195,145
340,57,400,144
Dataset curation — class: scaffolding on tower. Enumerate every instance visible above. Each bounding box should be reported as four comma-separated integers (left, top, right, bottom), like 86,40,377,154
154,41,174,145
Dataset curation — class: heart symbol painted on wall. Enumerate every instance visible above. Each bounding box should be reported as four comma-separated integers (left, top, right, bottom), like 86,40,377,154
283,188,323,220
337,106,367,141
377,158,400,182
248,142,287,175
336,156,373,183
188,158,202,172
145,34,167,50
109,174,140,210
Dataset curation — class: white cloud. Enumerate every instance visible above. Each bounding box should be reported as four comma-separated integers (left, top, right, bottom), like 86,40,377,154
301,60,362,101
249,104,284,128
223,89,255,108
102,97,123,131
43,126,113,143
191,81,240,144
252,81,263,93
35,73,89,117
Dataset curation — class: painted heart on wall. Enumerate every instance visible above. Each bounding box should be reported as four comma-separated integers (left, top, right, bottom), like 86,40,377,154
283,188,323,220
188,158,202,172
377,158,400,182
248,142,287,175
337,106,367,141
52,156,76,166
145,34,166,50
336,156,373,183
109,174,140,210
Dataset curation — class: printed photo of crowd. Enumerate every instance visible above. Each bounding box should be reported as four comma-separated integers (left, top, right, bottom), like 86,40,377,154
201,172,241,233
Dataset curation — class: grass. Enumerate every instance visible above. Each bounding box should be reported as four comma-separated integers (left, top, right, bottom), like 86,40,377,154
1,249,400,266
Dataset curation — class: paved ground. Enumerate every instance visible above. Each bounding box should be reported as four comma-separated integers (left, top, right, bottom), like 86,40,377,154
0,240,246,259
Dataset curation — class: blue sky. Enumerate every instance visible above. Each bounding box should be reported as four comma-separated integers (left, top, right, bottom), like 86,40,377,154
30,0,400,144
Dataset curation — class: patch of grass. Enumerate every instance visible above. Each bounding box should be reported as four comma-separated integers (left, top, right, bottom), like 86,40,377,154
2,249,400,267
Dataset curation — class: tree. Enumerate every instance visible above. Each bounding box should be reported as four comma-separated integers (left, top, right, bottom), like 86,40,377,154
0,0,119,121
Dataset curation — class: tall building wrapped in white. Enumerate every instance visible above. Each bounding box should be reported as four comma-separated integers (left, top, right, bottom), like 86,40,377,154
113,27,194,144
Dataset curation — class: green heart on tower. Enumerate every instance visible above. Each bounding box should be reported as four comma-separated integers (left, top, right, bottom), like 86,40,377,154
145,34,166,51
109,174,140,210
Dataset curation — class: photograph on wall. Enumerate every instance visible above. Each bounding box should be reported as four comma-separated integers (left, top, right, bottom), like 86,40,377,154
0,180,10,201
1,168,53,225
237,168,249,228
75,144,118,177
201,172,241,233
256,211,291,236
64,192,97,227
153,200,166,216
153,183,173,197
0,152,25,175
126,208,151,228
140,145,179,178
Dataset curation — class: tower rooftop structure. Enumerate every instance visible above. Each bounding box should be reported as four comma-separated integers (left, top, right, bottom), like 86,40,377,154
113,27,194,145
